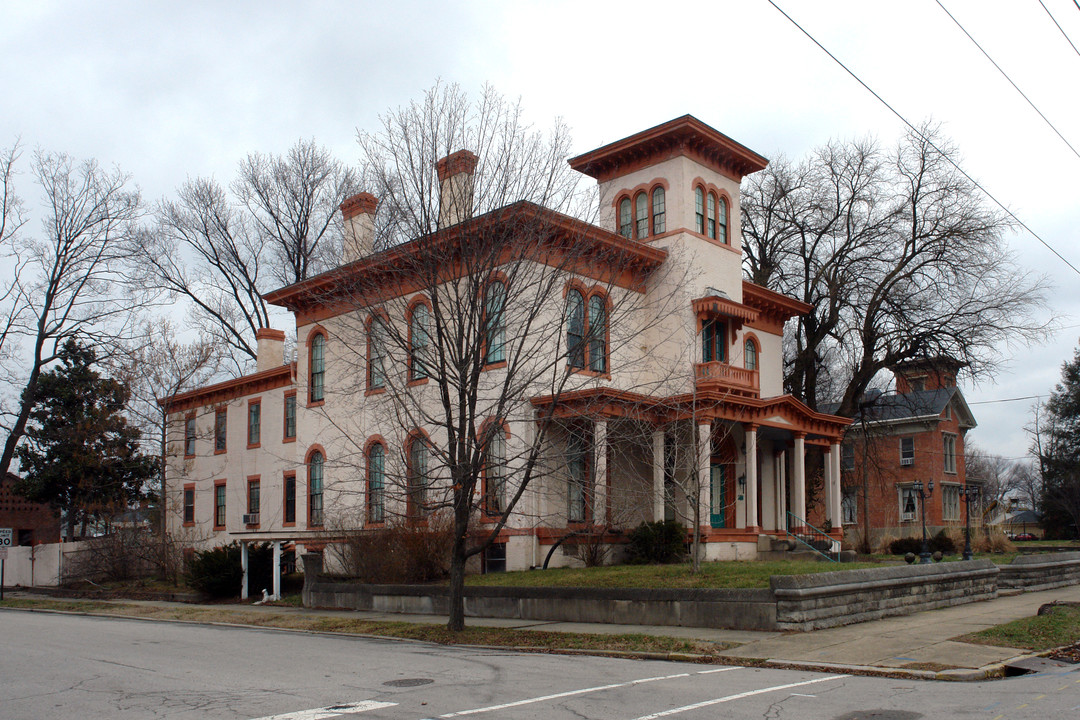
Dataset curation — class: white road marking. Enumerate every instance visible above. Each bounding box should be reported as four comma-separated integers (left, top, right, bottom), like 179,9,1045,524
629,674,850,719
249,700,397,720
434,668,739,718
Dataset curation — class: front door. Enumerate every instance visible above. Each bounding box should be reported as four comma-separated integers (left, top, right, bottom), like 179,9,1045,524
710,462,726,528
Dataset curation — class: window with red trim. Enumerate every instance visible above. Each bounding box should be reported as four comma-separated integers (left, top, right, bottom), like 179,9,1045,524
617,186,665,240
565,287,608,373
483,425,506,515
367,443,385,523
184,415,196,457
214,482,226,529
247,478,260,518
247,399,261,447
483,281,505,364
214,408,227,453
308,451,324,527
283,392,296,440
744,337,758,371
183,485,195,525
702,319,726,363
407,434,429,520
367,317,386,390
283,473,296,525
309,333,326,402
409,302,430,381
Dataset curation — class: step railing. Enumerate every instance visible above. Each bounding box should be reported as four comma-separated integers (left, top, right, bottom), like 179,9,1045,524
785,512,839,562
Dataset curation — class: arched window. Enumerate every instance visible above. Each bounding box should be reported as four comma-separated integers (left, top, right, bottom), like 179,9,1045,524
744,338,758,371
566,289,585,369
635,193,649,239
308,451,324,527
407,435,428,520
587,295,607,373
618,197,632,239
309,333,325,402
706,192,717,239
484,280,505,364
484,425,506,515
694,187,704,234
367,443,385,523
651,187,666,234
409,303,430,381
718,196,728,244
368,317,385,389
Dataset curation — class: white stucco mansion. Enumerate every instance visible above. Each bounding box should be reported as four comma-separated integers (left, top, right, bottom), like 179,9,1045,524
163,116,851,574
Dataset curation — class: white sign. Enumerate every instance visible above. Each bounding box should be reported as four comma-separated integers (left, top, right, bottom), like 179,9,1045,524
0,547,7,560
0,528,12,547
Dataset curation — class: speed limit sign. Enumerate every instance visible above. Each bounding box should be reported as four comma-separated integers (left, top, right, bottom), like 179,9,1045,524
0,528,12,546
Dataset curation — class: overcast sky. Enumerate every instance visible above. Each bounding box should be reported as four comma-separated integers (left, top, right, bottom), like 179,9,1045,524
2,0,1078,461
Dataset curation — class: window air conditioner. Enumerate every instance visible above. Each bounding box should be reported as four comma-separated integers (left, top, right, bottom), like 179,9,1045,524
900,458,914,466
242,513,259,525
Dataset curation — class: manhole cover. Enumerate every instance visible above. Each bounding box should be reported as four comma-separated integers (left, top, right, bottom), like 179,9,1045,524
383,678,434,688
834,712,922,720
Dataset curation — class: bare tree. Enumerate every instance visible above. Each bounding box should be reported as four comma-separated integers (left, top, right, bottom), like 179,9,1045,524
0,147,143,481
133,140,354,372
275,83,685,630
742,124,1051,417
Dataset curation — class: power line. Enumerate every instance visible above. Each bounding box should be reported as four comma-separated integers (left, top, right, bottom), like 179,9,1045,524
936,0,1080,162
764,0,1080,279
968,394,1043,405
1039,0,1080,60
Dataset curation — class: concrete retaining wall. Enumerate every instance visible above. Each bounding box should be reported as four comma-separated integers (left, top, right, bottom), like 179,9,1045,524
999,552,1080,591
302,554,1080,632
770,561,999,631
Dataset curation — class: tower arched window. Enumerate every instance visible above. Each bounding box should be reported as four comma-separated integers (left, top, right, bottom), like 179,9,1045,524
484,280,506,364
744,337,758,371
566,289,585,369
635,193,649,239
706,192,717,239
651,187,666,234
588,294,607,373
618,197,632,239
308,450,324,527
718,196,729,244
694,187,704,234
409,302,430,381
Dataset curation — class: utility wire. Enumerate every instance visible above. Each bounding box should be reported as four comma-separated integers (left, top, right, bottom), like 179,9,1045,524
968,394,1043,405
936,0,1080,162
1039,0,1080,60
765,0,1080,279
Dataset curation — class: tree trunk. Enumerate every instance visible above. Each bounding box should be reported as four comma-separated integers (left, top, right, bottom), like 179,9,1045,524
447,496,469,631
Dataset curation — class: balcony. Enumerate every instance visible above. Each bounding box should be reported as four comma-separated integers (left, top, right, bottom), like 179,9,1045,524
694,361,759,398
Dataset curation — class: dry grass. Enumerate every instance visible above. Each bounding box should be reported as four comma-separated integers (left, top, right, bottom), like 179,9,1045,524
0,597,736,656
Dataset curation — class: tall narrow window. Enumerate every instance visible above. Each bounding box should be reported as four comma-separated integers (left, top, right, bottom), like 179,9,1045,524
618,197,632,238
214,409,227,453
842,489,857,524
184,416,196,457
308,451,324,526
247,401,261,447
485,427,506,515
900,437,915,466
651,187,666,234
709,462,726,528
214,482,226,528
706,192,717,239
943,434,957,473
635,193,649,238
566,289,585,368
588,295,607,373
410,303,430,381
183,486,195,524
484,281,505,364
717,196,729,244
702,319,725,363
694,187,704,234
842,443,855,470
367,443,385,523
283,393,296,440
247,478,260,518
368,319,385,389
283,474,296,524
900,486,918,521
567,430,589,523
310,333,325,402
407,436,428,520
744,338,757,371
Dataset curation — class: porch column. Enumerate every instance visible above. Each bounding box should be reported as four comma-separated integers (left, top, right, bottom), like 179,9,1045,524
830,442,843,532
760,449,776,532
272,540,282,600
777,450,787,531
792,433,807,530
593,420,608,526
824,443,834,527
652,427,665,521
745,424,760,532
240,541,249,600
696,421,711,533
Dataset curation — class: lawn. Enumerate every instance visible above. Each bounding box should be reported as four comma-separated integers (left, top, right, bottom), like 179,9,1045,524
961,604,1080,651
464,559,883,590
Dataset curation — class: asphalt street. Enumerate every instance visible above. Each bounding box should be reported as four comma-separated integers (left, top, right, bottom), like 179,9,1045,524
2,609,1078,720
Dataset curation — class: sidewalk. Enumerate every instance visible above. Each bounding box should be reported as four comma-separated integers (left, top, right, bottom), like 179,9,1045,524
7,584,1080,680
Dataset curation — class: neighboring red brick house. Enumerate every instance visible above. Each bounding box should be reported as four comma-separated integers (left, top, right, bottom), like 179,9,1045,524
827,359,978,548
0,472,61,545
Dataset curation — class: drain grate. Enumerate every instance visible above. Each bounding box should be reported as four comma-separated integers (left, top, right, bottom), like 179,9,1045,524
383,678,434,688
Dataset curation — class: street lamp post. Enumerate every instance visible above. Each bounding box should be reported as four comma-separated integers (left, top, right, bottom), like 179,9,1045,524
961,484,981,561
914,480,935,564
